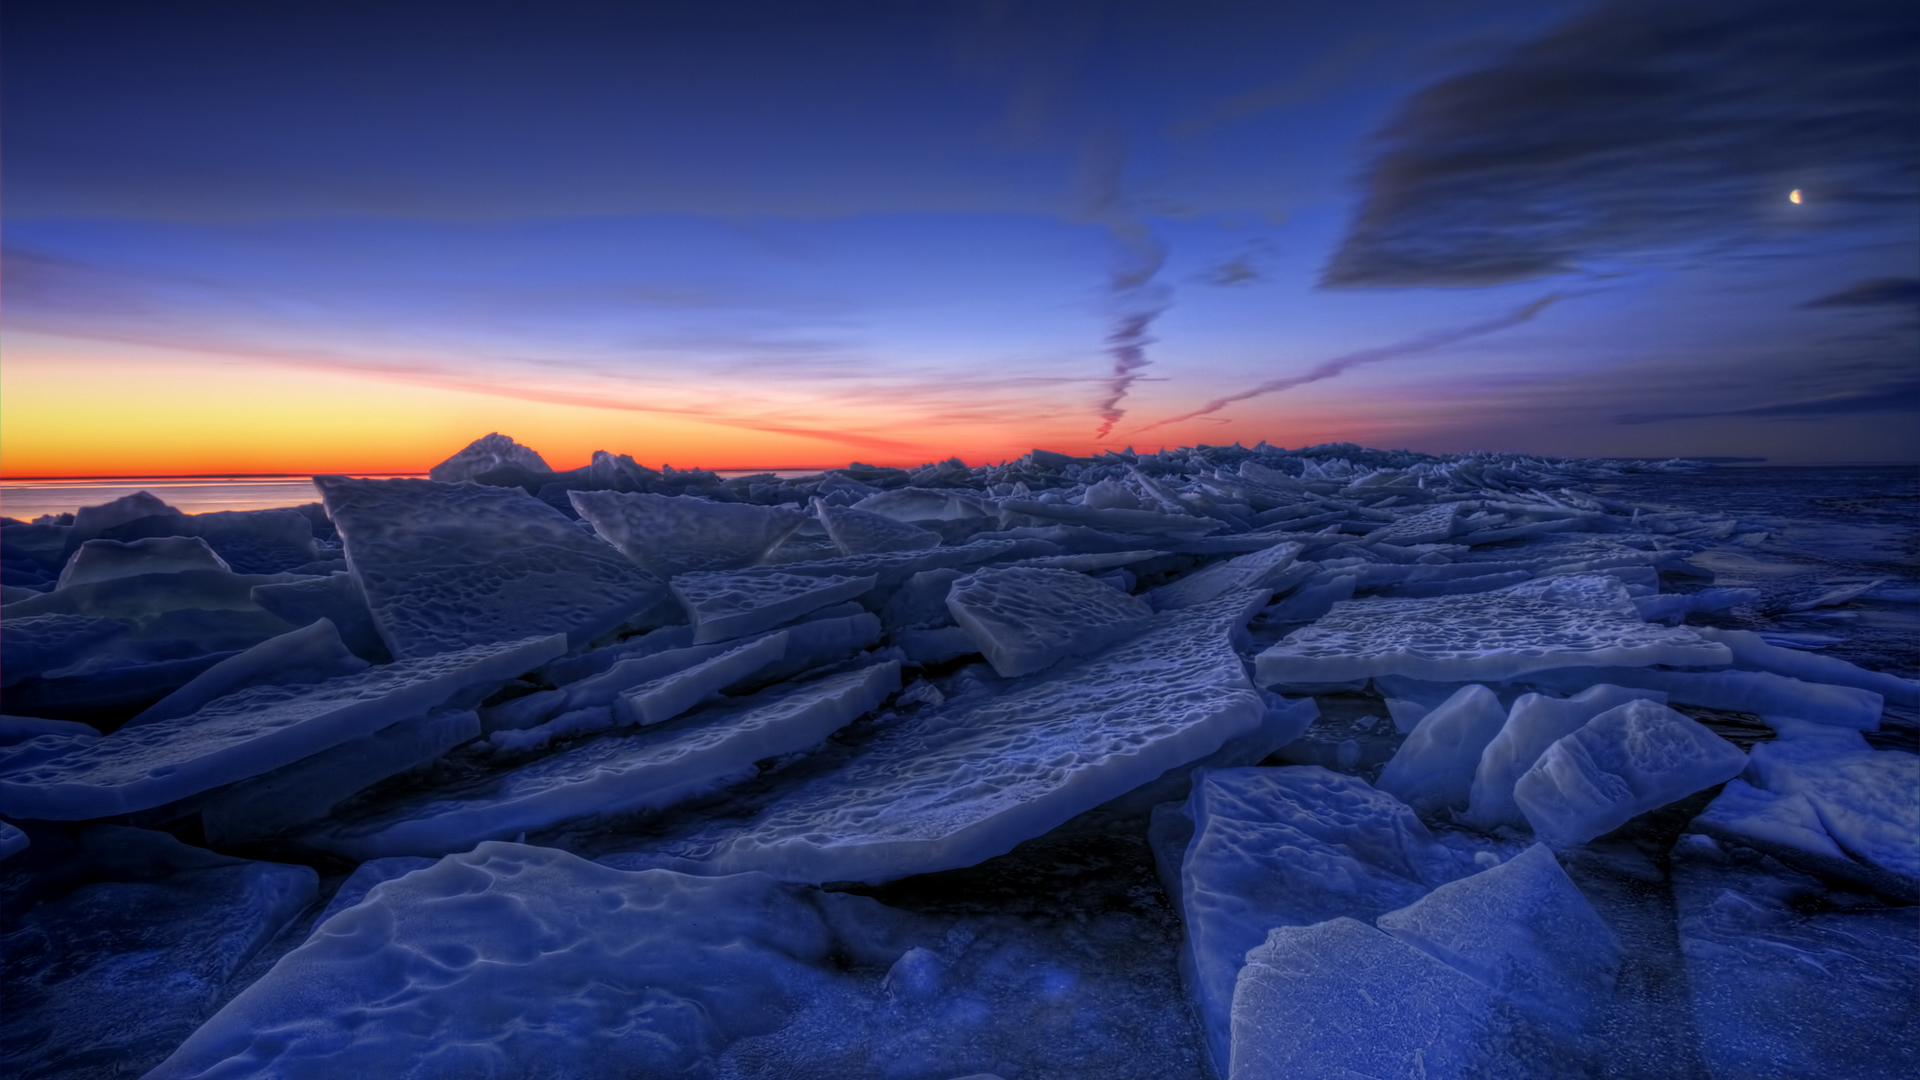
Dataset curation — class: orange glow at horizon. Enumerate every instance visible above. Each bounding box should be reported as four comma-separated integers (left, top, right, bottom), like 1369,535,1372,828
2,335,1373,478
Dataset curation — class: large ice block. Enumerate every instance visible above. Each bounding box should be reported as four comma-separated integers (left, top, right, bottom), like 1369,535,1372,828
1464,685,1667,830
945,566,1154,677
670,568,878,644
814,497,941,555
570,489,807,576
1375,683,1509,814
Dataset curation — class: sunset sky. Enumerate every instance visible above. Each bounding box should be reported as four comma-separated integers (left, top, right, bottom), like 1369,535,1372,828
4,0,1915,476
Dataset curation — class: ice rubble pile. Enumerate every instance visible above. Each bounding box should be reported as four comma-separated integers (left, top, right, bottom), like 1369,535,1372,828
2,433,1914,1080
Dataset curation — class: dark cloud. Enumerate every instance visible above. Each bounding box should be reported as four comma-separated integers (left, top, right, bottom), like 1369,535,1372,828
1615,375,1920,423
1202,255,1260,286
1805,277,1920,308
1325,0,1920,287
1080,136,1172,440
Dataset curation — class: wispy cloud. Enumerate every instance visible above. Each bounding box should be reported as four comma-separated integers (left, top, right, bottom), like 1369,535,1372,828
1324,0,1919,287
1805,277,1920,308
1134,291,1574,433
1080,137,1172,440
1615,376,1920,424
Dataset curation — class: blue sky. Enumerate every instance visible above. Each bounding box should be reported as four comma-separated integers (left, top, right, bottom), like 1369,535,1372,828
4,0,1914,472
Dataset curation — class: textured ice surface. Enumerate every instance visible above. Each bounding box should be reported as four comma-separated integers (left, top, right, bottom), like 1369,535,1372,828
687,591,1269,885
316,476,666,659
130,618,370,725
1144,540,1302,611
1375,684,1509,814
1,830,315,1080
320,663,898,859
671,567,877,644
201,709,481,845
426,431,551,482
0,613,131,686
1255,575,1729,685
1465,685,1666,830
57,536,231,588
1169,765,1458,1074
145,845,861,1080
1514,699,1748,846
1375,844,1619,1030
1229,917,1502,1080
945,566,1154,676
1672,835,1919,1080
814,497,942,555
614,631,788,727
0,635,563,819
1728,724,1920,892
0,715,100,745
569,489,807,577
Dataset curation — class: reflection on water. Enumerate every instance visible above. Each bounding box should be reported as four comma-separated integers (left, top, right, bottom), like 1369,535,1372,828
0,470,825,520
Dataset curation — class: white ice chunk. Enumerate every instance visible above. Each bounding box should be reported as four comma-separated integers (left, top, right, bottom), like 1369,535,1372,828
1672,834,1919,1080
1742,727,1919,890
693,591,1271,886
1785,577,1885,612
1464,685,1667,830
201,709,480,845
1690,780,1857,876
425,431,551,481
814,497,941,555
671,568,878,644
130,618,370,725
1694,627,1919,707
1514,699,1748,846
1145,541,1303,611
1375,684,1510,814
3,834,315,1080
1229,917,1498,1080
1519,666,1885,730
1375,844,1619,1031
945,566,1153,677
316,476,666,660
145,845,860,1080
57,536,231,589
1255,575,1729,685
1171,765,1457,1074
569,490,807,577
319,663,899,860
614,631,787,727
0,634,564,820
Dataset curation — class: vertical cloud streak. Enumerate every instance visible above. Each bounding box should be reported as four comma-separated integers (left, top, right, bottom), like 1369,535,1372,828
1136,292,1575,432
1083,137,1171,440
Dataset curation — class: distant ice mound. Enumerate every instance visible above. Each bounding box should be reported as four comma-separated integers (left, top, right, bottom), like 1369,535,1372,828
426,432,553,482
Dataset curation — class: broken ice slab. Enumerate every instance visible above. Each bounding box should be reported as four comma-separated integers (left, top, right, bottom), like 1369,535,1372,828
1464,685,1668,831
1,827,316,1080
315,476,667,660
1632,587,1760,624
1514,698,1748,847
569,489,807,577
317,662,899,860
1690,721,1918,899
998,499,1224,537
0,613,132,686
1161,765,1464,1075
200,709,480,846
945,565,1153,677
613,631,787,727
1374,684,1509,815
671,568,878,644
250,571,392,663
679,591,1272,887
57,536,231,588
813,497,941,555
1144,541,1303,611
129,618,370,726
1517,666,1885,730
1671,834,1919,1080
1693,626,1919,707
0,634,564,820
426,431,552,482
1254,575,1730,685
146,845,862,1080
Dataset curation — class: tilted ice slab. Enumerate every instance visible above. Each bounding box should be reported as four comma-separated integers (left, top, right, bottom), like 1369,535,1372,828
614,631,789,727
1161,765,1462,1075
130,618,370,725
1464,685,1667,830
1255,575,1729,686
1696,722,1919,896
1517,666,1885,730
0,613,131,686
692,591,1272,886
813,497,941,555
1374,683,1510,814
250,571,390,662
0,634,563,820
945,566,1153,677
1144,541,1303,611
1671,834,1920,1080
316,476,666,660
1694,627,1920,708
146,845,866,1080
319,663,899,860
569,490,807,577
671,568,878,644
1514,698,1747,847
58,536,231,588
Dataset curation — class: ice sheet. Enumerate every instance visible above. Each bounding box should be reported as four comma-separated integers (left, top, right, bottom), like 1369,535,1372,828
570,489,808,576
945,566,1154,676
129,618,370,725
671,568,878,644
814,497,942,555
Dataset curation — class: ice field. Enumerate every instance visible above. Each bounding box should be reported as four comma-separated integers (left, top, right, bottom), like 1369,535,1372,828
1,434,1915,1079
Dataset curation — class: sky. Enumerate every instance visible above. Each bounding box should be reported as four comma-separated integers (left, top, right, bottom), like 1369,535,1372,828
3,0,1915,475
